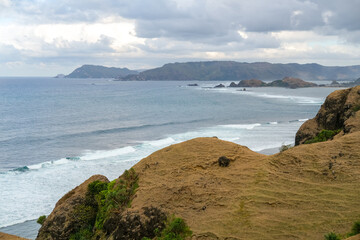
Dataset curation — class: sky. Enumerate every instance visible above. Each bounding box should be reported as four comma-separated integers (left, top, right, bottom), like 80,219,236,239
0,0,359,76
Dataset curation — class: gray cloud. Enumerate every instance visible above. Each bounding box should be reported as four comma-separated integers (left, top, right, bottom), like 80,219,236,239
2,0,360,76
0,44,23,63
4,0,360,48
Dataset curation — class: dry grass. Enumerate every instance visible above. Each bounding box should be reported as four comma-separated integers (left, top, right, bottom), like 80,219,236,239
129,132,360,239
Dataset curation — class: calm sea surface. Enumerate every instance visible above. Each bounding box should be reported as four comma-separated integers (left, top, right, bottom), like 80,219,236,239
0,77,340,238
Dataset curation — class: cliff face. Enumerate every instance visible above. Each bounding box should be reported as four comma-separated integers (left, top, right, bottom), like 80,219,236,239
37,87,360,240
295,85,360,145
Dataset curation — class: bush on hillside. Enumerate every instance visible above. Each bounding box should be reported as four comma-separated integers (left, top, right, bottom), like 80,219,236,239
37,215,46,225
324,232,340,240
304,129,341,144
350,221,360,236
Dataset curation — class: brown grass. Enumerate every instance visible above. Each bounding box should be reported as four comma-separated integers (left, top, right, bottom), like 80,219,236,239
128,132,360,240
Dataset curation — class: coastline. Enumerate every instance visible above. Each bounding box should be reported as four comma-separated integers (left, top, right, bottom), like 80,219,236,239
0,144,281,240
0,220,39,240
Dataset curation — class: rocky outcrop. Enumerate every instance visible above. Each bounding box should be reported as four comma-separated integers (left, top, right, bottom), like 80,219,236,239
268,77,317,89
228,79,266,87
36,175,109,240
238,79,266,87
295,85,360,145
214,84,225,88
229,82,238,87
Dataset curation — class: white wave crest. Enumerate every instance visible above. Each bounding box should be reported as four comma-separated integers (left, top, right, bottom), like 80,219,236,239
219,123,261,130
142,137,175,147
81,146,136,161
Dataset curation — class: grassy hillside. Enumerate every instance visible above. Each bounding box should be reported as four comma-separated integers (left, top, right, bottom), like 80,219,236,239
129,134,360,239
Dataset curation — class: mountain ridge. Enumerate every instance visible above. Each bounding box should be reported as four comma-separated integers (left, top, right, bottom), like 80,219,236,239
120,61,360,81
65,65,138,78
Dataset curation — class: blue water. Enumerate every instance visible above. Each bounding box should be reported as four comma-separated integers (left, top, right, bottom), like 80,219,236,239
0,77,340,238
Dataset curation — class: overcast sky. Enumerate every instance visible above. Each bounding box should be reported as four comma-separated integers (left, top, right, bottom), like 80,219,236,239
0,0,359,76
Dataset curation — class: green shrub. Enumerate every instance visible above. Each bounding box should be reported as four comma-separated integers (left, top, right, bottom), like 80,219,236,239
69,226,93,240
324,232,340,240
350,221,360,236
94,168,139,230
70,168,139,239
37,215,46,225
305,129,341,144
158,216,192,240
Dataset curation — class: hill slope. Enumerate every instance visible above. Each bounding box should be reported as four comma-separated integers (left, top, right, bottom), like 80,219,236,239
121,61,360,81
37,86,360,240
66,65,137,78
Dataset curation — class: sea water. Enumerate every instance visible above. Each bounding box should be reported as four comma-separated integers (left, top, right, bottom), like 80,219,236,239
0,77,340,238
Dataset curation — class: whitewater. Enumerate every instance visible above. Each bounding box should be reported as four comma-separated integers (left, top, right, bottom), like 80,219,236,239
0,77,340,238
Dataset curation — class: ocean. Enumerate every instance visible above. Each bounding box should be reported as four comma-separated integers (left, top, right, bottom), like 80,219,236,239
0,77,340,239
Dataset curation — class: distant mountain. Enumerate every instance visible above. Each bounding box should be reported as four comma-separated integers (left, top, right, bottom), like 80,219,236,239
120,61,360,81
66,65,138,78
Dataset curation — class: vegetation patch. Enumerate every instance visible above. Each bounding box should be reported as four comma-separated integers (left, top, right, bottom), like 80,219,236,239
304,129,341,144
142,215,192,240
37,215,46,225
68,168,192,240
348,221,360,237
70,168,139,239
324,232,340,240
324,220,360,239
93,168,139,230
352,104,360,112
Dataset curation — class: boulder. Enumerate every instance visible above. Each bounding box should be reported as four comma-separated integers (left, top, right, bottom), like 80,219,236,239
218,156,230,167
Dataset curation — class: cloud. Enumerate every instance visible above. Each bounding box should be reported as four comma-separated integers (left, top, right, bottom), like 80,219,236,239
1,0,360,76
0,44,23,63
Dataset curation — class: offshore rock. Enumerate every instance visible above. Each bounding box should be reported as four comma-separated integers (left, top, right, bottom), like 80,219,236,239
214,84,225,88
268,77,317,89
237,79,266,87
